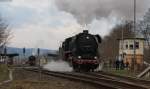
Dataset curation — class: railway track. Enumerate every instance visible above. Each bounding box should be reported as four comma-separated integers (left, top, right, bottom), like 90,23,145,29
26,68,149,89
86,71,150,87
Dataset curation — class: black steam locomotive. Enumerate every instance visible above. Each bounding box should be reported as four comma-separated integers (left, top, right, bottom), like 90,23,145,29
59,30,101,71
27,55,36,66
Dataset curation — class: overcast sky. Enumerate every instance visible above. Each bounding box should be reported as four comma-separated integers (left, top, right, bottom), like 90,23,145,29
0,0,149,50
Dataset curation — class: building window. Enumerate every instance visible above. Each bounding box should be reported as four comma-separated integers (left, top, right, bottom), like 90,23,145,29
126,44,128,49
130,44,133,50
135,42,139,49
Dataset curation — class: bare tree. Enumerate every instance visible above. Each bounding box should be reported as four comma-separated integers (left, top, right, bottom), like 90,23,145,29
100,21,134,62
138,8,150,63
0,15,11,53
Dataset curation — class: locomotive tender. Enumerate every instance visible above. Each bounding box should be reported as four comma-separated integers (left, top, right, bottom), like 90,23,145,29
60,30,101,71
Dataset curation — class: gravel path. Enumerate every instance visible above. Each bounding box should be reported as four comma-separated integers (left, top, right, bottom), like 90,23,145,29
0,69,99,89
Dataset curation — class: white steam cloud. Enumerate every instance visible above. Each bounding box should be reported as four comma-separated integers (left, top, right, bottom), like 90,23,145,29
43,60,73,72
55,0,150,24
43,60,104,72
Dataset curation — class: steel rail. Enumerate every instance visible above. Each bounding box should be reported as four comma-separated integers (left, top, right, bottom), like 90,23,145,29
25,69,149,89
88,71,150,87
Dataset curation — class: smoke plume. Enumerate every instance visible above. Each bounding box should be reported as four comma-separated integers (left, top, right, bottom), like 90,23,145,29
55,0,150,24
43,60,73,72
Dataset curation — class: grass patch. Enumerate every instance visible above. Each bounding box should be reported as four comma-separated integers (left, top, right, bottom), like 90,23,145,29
104,68,150,80
109,69,133,76
9,80,50,89
103,68,137,77
0,64,9,82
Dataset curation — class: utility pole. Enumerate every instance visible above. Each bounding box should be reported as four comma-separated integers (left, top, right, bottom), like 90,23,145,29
121,19,124,62
133,0,136,71
4,46,7,64
145,25,150,49
23,47,26,56
23,47,26,65
37,48,41,82
38,48,40,67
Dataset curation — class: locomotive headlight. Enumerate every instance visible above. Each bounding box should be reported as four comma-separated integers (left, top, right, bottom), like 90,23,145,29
86,36,89,39
94,56,98,59
78,56,81,59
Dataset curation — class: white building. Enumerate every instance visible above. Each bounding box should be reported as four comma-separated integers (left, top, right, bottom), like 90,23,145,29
119,38,145,66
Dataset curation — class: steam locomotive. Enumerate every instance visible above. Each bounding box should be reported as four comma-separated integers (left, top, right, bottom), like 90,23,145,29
27,55,36,66
59,30,101,71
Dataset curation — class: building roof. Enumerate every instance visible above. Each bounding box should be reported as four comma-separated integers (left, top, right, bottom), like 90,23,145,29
48,53,58,57
0,53,19,57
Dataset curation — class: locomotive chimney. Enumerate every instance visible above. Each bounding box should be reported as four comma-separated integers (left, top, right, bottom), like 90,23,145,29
83,30,88,34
